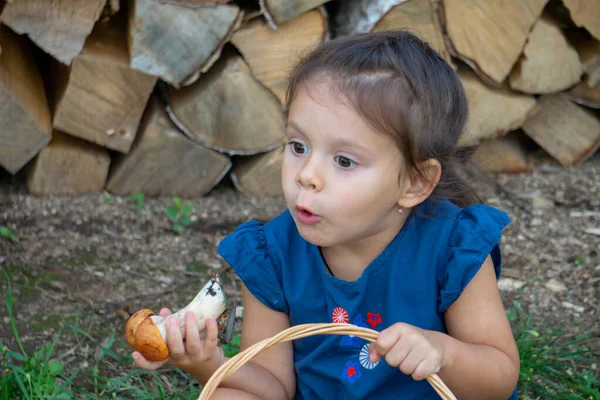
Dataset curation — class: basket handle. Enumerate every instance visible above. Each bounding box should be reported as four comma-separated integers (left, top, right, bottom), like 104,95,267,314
198,323,457,400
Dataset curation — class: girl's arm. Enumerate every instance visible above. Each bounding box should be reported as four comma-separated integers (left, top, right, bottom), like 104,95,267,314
188,283,296,400
434,255,520,399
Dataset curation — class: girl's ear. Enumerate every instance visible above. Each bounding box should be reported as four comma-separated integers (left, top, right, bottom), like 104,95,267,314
399,159,441,209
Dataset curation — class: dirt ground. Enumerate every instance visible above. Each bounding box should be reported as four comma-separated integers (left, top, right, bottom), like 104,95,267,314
1,149,599,393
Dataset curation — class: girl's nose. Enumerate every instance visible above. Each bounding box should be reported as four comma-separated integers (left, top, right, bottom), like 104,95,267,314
296,159,323,192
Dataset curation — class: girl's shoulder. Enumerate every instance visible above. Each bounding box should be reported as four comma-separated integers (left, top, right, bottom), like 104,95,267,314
415,199,511,313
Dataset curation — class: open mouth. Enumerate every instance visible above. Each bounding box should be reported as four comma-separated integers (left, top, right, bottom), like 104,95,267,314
296,206,321,225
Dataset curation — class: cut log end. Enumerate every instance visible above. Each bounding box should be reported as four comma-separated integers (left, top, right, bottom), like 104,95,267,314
1,0,106,65
52,13,158,154
439,0,549,84
0,24,52,175
231,7,329,104
259,0,329,29
458,67,538,148
470,133,533,174
167,50,286,155
509,14,583,94
106,96,232,198
522,94,600,166
27,132,111,196
230,146,284,197
128,0,241,87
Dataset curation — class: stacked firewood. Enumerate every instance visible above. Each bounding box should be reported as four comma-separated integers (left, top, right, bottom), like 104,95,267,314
0,0,598,198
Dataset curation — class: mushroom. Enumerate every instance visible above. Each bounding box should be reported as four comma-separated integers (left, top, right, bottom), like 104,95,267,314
125,273,235,361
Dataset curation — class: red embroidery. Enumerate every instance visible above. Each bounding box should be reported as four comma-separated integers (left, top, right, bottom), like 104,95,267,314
347,366,356,377
366,312,382,329
332,307,349,324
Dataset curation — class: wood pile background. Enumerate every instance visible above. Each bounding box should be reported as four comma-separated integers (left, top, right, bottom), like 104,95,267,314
0,0,599,198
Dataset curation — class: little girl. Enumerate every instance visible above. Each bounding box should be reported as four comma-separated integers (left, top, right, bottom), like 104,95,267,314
134,30,520,400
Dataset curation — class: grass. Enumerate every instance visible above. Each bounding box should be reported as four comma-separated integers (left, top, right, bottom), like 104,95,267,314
1,271,598,399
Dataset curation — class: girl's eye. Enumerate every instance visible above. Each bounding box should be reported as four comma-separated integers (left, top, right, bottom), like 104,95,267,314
289,141,308,155
335,155,356,169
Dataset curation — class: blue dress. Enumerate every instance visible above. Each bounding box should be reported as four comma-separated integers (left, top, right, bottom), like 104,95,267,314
218,199,519,400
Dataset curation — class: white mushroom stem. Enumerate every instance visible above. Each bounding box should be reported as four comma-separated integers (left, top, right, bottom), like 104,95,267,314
150,274,227,341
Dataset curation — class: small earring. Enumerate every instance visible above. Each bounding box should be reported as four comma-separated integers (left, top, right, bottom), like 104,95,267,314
398,205,404,213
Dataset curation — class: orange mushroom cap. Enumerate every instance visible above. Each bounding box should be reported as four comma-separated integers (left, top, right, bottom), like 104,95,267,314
134,317,170,361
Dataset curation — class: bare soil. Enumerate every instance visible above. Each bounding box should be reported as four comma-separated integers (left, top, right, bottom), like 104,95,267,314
1,149,599,394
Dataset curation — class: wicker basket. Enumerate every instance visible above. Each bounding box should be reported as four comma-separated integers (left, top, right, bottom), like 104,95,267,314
197,323,457,400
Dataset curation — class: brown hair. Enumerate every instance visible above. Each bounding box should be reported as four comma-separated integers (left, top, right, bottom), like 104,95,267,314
285,30,481,207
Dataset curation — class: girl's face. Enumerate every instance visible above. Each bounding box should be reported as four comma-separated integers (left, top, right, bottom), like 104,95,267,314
282,82,409,248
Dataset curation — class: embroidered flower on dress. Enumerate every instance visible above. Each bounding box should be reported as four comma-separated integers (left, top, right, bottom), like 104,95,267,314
332,307,349,324
366,312,382,329
359,343,379,369
343,360,362,383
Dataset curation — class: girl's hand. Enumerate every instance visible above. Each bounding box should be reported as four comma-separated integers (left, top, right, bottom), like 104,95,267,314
369,322,446,381
132,308,222,373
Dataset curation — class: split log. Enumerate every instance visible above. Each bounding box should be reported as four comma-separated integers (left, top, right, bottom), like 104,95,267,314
509,15,583,94
438,0,548,85
457,67,538,148
106,97,231,198
156,0,233,6
259,0,329,29
471,133,533,174
51,15,158,154
26,131,111,196
334,0,452,65
230,146,284,197
128,0,242,87
562,0,600,41
0,25,52,175
231,8,329,104
522,94,600,166
575,38,600,88
166,51,286,155
567,81,600,109
0,0,105,65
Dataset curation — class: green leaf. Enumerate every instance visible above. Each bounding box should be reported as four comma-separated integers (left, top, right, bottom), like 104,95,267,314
165,206,178,221
173,224,182,233
181,204,195,215
173,197,182,209
179,215,192,227
47,361,63,376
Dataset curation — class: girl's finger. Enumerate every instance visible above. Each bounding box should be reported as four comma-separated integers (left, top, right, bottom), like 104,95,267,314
411,358,440,381
132,351,168,370
376,323,407,355
202,317,219,360
383,339,409,367
159,308,172,317
398,348,427,378
368,343,381,363
184,311,201,355
165,317,185,359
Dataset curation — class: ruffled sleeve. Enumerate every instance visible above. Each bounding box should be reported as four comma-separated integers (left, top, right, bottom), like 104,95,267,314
217,220,288,313
437,205,511,313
